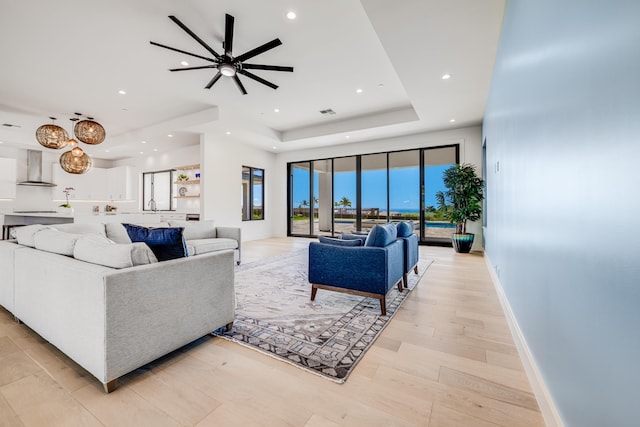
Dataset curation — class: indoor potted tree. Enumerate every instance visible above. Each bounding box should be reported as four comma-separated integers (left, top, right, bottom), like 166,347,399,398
435,163,484,253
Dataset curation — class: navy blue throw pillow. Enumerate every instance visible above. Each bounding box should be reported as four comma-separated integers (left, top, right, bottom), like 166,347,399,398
123,224,188,261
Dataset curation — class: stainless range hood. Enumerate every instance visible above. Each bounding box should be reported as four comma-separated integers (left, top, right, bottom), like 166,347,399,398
17,149,57,187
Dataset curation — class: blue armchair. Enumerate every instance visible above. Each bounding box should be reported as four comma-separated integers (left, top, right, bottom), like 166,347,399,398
395,221,419,288
308,224,404,315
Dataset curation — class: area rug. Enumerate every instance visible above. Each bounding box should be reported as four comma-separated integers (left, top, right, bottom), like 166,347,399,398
213,248,432,383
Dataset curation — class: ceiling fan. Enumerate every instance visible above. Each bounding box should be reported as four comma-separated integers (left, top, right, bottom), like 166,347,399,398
150,14,294,95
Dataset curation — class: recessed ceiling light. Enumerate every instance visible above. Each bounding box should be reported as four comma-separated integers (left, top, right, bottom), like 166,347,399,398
356,88,363,94
442,74,451,80
272,146,277,150
141,140,147,144
153,148,159,152
286,11,296,20
0,141,4,144
181,60,189,66
226,131,231,135
345,135,350,139
167,134,173,137
139,151,144,155
450,119,456,123
274,108,280,113
118,90,127,95
104,149,110,153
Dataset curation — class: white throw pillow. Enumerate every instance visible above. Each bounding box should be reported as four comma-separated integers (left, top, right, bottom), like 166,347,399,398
73,234,158,268
105,222,132,243
130,242,158,266
168,220,216,240
15,224,50,247
33,229,82,256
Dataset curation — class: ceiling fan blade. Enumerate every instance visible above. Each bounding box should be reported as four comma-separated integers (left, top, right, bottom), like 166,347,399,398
242,63,294,72
233,75,248,95
169,65,217,72
238,69,278,90
224,14,235,56
234,38,282,63
168,15,221,59
150,41,217,63
205,71,223,89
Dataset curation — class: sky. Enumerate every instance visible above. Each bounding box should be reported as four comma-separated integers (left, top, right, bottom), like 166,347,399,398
292,164,453,212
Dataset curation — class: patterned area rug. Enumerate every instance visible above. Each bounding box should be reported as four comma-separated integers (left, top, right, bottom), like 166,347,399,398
214,248,432,383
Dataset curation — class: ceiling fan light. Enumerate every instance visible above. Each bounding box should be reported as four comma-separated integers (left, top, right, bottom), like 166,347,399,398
219,63,236,77
74,119,106,145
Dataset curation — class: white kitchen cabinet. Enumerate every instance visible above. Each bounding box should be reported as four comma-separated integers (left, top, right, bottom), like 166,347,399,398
52,164,137,202
107,166,136,201
52,164,107,201
0,158,17,199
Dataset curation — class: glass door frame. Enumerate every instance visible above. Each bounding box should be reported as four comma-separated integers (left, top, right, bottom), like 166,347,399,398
287,144,460,244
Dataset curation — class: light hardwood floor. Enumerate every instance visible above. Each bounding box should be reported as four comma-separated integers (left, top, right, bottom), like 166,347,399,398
0,238,545,426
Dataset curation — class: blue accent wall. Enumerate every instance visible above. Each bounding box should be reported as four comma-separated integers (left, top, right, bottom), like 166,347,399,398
483,0,640,425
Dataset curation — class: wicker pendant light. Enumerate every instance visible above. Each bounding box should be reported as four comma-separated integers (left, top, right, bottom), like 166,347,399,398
74,117,105,145
59,148,93,174
35,117,69,149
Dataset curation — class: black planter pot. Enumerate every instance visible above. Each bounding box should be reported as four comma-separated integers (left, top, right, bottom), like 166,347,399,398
451,233,474,253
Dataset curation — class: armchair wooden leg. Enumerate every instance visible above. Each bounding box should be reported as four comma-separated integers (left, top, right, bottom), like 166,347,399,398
311,285,318,301
397,280,403,292
379,296,387,316
414,265,419,274
225,322,234,331
403,273,408,288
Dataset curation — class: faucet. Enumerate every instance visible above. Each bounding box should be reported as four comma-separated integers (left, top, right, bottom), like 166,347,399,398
148,198,157,212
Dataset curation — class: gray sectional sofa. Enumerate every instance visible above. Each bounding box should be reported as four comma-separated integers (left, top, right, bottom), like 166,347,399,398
0,220,241,392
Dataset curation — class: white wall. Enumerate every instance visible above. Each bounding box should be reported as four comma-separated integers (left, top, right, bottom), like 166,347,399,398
201,134,276,242
272,125,483,242
483,0,640,425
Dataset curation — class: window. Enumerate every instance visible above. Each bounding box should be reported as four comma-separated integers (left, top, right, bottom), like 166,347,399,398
242,166,264,221
143,170,176,211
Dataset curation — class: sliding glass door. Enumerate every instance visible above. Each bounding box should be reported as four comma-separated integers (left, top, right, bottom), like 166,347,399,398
423,146,458,244
288,144,459,244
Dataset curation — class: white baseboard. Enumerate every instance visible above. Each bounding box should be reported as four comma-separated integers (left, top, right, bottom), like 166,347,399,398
484,254,564,427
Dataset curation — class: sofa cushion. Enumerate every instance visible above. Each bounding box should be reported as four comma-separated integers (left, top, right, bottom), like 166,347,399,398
105,222,132,243
15,224,50,247
33,229,82,256
168,220,216,240
186,238,237,256
51,223,107,236
395,221,414,238
319,236,362,246
73,234,158,268
364,223,398,248
123,224,188,261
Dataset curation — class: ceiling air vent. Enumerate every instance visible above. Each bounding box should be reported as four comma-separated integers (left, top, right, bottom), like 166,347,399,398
319,109,336,115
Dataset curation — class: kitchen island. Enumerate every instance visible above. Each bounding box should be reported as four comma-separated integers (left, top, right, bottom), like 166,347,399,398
1,211,189,239
1,211,74,240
